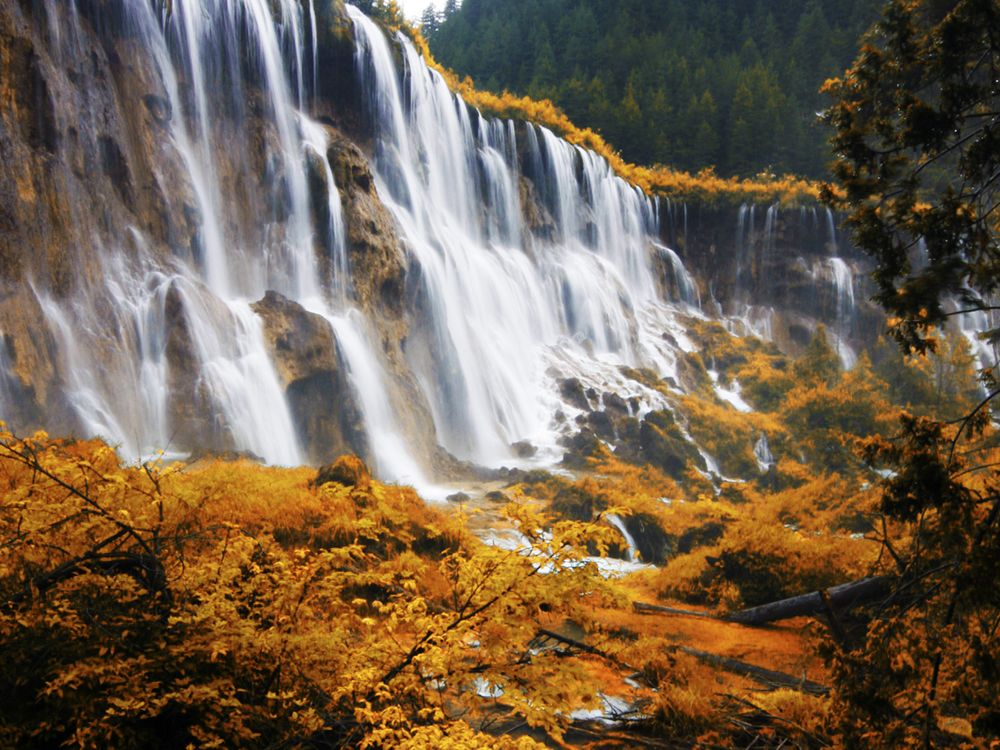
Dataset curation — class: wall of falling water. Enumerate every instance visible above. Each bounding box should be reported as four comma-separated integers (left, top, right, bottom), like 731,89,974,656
0,0,874,486
349,8,699,468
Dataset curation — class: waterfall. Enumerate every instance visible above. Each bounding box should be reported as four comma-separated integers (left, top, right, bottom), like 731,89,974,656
827,258,855,322
910,241,996,372
606,514,640,563
754,432,775,473
23,0,355,464
762,205,778,256
956,301,1000,372
299,117,349,299
326,311,431,487
348,6,680,468
824,208,839,254
655,244,700,307
736,204,749,249
807,256,857,369
8,0,705,483
708,370,753,413
683,203,689,252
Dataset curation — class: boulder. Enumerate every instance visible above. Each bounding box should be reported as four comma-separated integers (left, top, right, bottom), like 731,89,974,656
314,454,371,490
511,440,536,458
558,377,590,410
551,484,604,522
251,290,366,464
678,521,726,554
603,392,630,417
638,410,702,479
560,429,603,469
623,513,676,565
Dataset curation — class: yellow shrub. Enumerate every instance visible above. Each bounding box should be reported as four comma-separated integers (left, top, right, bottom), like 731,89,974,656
0,430,622,748
755,689,833,742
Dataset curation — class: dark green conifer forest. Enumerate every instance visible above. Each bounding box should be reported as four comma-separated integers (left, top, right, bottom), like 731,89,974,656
426,0,881,178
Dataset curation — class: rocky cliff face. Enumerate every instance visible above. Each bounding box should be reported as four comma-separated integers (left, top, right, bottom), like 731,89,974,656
0,0,420,466
0,0,880,484
251,290,364,464
660,202,880,364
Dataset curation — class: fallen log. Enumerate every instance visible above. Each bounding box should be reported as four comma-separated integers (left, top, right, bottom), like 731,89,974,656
632,601,721,619
680,647,829,696
725,576,891,626
535,628,829,696
632,576,891,627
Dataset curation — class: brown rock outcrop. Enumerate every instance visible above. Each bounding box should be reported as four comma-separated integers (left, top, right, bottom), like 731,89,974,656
313,454,371,490
251,290,366,464
325,130,407,321
0,285,69,433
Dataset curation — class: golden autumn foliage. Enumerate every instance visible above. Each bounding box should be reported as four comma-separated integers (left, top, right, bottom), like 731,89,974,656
1,317,993,746
828,409,1000,748
508,322,900,613
0,428,632,749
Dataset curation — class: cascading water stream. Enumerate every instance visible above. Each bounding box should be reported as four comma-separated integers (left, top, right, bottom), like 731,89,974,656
348,6,690,467
824,208,839,254
27,0,342,464
800,252,858,369
11,0,707,486
910,241,997,372
754,432,775,473
606,514,640,563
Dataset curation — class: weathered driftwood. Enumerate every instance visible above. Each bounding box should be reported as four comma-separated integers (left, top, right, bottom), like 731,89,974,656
724,576,891,626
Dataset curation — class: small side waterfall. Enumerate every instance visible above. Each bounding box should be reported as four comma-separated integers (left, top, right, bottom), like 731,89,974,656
656,243,701,307
754,432,775,473
326,311,430,486
606,514,640,563
824,208,839,254
804,255,858,369
719,200,866,370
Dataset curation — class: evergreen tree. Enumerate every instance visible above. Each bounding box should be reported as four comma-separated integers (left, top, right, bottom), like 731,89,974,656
528,28,557,98
430,0,882,177
419,4,440,38
824,1,1000,743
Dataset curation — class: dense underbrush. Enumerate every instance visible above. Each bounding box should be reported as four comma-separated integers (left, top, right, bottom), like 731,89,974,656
1,321,993,748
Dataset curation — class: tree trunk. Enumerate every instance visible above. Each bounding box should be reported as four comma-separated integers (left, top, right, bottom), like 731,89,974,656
725,576,890,625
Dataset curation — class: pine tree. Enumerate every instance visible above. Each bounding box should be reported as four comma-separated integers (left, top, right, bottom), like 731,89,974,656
429,0,883,177
824,2,1000,743
419,4,440,37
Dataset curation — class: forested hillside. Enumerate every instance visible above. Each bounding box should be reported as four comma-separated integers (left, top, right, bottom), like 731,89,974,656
426,0,880,178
